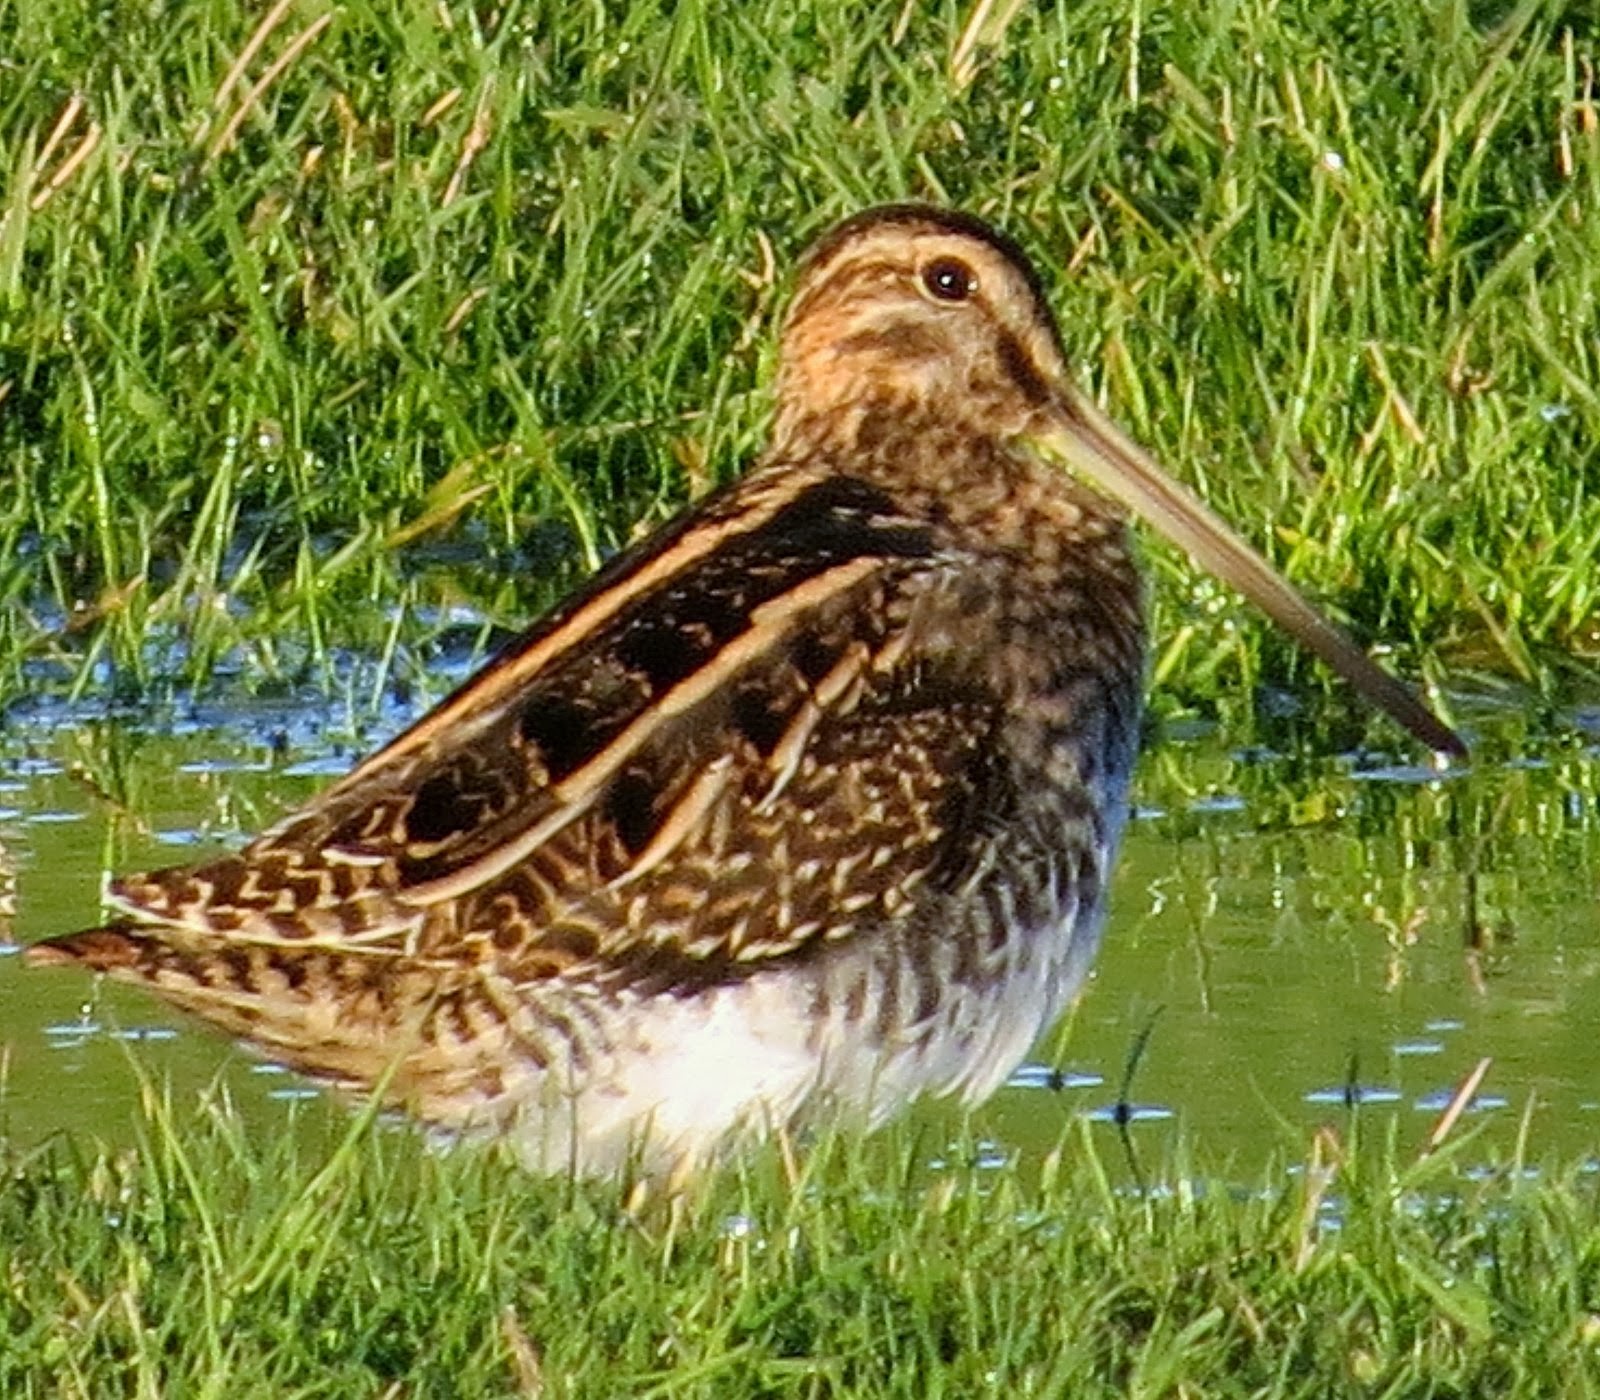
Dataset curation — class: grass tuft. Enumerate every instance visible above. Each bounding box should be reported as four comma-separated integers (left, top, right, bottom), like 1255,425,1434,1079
4,1083,1600,1395
0,0,1596,717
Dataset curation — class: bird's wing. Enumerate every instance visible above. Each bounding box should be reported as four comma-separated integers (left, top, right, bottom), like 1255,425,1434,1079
86,466,1010,981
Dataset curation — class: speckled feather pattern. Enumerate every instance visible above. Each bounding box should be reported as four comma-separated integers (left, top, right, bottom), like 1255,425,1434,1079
29,206,1145,1177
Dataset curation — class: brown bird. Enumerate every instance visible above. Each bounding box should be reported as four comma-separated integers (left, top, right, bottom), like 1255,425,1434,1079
26,206,1463,1178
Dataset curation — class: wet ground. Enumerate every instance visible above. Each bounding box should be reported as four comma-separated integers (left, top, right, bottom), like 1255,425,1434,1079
2,655,1599,1179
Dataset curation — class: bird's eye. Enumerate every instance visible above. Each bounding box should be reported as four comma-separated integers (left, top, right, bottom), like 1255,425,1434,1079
921,257,977,303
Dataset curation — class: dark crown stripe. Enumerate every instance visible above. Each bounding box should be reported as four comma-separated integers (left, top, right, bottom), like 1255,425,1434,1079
795,203,1059,338
799,205,1044,291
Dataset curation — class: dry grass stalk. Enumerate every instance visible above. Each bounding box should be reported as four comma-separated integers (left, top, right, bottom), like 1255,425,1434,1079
1423,1057,1493,1156
206,11,335,165
212,0,297,113
442,78,496,207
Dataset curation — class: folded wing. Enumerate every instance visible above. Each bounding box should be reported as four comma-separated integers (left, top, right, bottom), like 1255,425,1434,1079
41,466,1010,1004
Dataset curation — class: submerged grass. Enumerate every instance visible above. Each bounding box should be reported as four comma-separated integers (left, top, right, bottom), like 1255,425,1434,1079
0,0,1597,718
3,1081,1599,1397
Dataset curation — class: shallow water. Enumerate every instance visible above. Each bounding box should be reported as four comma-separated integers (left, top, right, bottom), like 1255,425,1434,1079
3,672,1599,1176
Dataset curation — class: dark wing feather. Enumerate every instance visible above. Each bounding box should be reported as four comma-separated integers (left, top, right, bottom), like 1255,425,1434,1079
91,465,996,987
433,622,1006,988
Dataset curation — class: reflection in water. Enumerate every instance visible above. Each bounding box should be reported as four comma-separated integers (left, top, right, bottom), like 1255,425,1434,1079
2,681,1600,1173
0,836,14,954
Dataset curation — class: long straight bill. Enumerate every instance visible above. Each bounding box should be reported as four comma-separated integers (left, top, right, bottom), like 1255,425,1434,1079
1034,387,1467,762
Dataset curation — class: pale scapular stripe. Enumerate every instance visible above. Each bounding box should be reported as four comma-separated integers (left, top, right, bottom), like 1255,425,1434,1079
399,557,885,909
606,754,737,892
755,641,872,815
325,470,822,799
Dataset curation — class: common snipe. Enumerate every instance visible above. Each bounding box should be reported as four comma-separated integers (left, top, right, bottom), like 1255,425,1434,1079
26,206,1463,1177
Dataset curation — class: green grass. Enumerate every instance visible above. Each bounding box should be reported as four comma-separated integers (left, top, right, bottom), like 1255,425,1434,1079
3,1083,1599,1397
5,4,1600,1392
0,0,1597,717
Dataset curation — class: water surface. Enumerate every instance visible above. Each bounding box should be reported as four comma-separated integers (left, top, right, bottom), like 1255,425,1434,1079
3,677,1598,1176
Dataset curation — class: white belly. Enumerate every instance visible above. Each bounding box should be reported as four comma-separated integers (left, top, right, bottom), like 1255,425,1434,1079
499,895,1106,1178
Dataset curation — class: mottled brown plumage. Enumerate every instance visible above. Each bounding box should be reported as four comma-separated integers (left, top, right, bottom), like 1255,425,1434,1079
26,206,1461,1176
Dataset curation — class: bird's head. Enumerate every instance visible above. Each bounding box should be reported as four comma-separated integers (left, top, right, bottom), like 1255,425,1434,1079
771,204,1464,762
775,204,1071,447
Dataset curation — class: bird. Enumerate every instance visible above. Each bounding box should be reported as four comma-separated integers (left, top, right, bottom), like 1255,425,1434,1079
25,205,1465,1179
